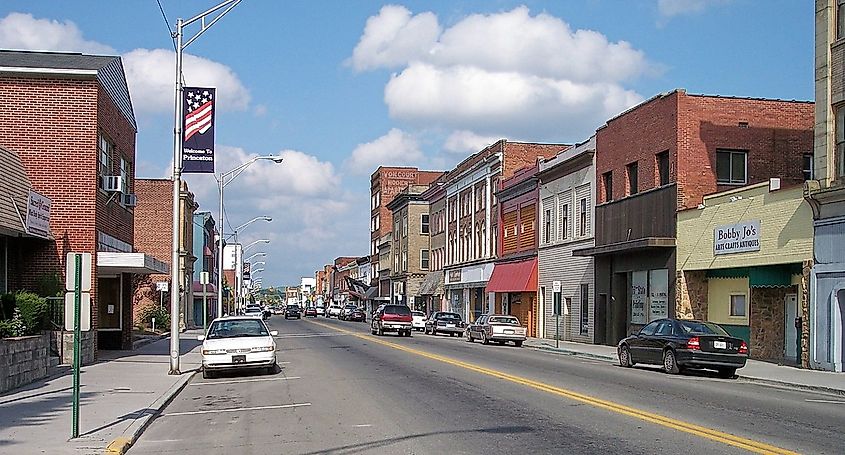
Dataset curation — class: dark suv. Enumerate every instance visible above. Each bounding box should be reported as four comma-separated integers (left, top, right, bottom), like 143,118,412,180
284,304,301,319
371,305,413,337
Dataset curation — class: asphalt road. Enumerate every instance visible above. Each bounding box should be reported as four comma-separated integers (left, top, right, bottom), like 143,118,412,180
129,315,845,455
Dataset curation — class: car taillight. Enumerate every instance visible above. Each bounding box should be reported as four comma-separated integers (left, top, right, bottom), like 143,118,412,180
739,341,748,355
686,336,700,350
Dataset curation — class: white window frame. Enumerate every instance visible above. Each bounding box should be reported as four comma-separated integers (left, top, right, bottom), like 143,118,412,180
420,214,430,234
802,153,814,181
98,134,114,178
420,249,429,270
729,293,747,317
578,198,587,237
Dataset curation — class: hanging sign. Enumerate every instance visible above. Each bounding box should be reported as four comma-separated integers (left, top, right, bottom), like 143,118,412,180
182,87,216,173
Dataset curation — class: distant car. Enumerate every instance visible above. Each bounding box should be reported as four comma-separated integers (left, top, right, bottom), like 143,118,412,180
315,306,326,316
617,319,748,378
465,314,526,347
199,316,278,379
371,304,413,337
243,306,263,318
304,307,317,317
411,311,426,331
339,304,358,321
284,304,301,319
425,312,465,337
347,307,367,322
272,306,283,315
327,305,342,318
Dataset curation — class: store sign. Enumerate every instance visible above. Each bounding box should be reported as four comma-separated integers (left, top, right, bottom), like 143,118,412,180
26,190,51,238
648,269,669,320
714,220,760,255
448,270,461,283
631,271,647,324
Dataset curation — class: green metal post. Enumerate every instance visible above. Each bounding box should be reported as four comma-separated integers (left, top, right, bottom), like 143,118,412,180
203,283,207,333
555,313,559,349
71,253,81,439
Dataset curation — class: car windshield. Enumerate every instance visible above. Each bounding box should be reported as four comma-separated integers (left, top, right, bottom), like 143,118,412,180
438,313,461,320
677,321,729,336
207,319,269,339
488,316,519,325
287,305,298,310
412,311,424,317
244,307,261,313
384,305,411,315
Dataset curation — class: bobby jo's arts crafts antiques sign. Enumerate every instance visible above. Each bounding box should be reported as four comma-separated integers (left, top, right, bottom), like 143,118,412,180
714,220,760,255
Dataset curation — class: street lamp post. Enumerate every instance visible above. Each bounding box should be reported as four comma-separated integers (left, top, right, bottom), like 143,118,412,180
218,213,274,318
170,0,242,375
240,252,266,309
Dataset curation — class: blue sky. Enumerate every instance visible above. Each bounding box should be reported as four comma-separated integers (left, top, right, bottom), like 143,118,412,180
0,1,813,286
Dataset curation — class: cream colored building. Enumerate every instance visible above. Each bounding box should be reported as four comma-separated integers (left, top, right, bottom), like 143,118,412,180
677,181,813,365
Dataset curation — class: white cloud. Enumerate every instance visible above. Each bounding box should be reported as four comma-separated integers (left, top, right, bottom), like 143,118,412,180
443,130,499,154
657,0,727,18
123,48,250,113
345,128,424,175
351,6,652,142
0,13,115,54
253,104,268,117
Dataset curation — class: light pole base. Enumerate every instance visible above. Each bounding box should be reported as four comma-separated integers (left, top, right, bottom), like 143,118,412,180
168,369,182,375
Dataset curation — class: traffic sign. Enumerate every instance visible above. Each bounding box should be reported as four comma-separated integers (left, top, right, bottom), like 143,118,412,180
552,280,561,293
200,271,210,285
156,281,169,292
65,253,92,292
64,292,90,331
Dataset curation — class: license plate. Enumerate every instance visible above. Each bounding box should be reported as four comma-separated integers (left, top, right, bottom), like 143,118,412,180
232,355,246,364
504,329,514,334
713,341,727,350
446,324,455,328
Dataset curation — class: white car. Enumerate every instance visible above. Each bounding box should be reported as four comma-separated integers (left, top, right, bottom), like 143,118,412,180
411,311,426,331
315,305,326,316
198,316,278,379
327,305,342,318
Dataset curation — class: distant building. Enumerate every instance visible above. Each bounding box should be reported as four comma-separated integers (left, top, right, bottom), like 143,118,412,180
387,184,432,311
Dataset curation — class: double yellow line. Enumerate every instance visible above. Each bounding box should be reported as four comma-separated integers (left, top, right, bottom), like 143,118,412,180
310,320,798,455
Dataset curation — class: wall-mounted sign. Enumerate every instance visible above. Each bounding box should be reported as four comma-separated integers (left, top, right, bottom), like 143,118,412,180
448,270,462,283
630,271,647,324
648,269,669,321
26,190,51,238
714,220,760,255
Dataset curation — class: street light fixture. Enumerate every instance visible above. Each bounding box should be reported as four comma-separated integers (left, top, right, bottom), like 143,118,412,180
218,215,274,318
234,217,273,234
243,239,270,253
245,252,267,263
169,0,242,376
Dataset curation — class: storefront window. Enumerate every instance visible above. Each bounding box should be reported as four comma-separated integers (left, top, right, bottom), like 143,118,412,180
630,268,669,324
730,294,746,317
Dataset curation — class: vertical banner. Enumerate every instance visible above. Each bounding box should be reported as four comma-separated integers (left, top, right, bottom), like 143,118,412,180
182,87,216,173
242,262,251,281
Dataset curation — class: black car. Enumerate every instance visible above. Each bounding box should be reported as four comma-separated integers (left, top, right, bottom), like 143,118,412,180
424,312,465,336
346,307,367,322
617,318,748,378
284,304,301,319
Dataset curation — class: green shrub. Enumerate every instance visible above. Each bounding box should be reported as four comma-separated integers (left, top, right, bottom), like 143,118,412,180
15,292,48,335
138,306,170,332
0,293,15,321
0,308,27,338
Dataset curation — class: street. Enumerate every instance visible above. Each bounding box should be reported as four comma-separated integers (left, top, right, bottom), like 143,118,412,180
129,316,845,455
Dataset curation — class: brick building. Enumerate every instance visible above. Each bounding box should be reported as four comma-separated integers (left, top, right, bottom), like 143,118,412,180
418,179,447,313
330,256,358,304
387,184,432,311
133,179,198,329
0,50,166,359
442,140,567,323
191,211,218,326
573,89,814,346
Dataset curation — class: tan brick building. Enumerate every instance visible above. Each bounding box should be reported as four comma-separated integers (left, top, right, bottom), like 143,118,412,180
387,184,432,310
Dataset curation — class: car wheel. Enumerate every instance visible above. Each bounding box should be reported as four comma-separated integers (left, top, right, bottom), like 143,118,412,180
406,330,412,338
515,340,523,348
717,367,737,379
663,349,680,374
482,333,490,345
619,345,634,368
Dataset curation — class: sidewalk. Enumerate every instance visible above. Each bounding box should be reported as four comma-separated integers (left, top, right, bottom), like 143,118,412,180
0,330,203,454
525,337,845,395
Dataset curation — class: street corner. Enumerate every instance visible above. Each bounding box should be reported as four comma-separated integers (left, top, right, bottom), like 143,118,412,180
105,436,131,454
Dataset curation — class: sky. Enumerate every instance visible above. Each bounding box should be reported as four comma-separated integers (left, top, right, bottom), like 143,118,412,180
0,0,813,287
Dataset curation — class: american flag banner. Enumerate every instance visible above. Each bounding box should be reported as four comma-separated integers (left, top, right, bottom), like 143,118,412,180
181,87,216,173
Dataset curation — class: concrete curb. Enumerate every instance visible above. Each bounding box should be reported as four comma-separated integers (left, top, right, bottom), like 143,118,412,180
527,344,617,362
131,333,167,350
105,368,197,454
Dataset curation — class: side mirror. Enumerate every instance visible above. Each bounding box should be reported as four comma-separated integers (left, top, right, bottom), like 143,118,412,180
270,330,279,336
196,335,205,341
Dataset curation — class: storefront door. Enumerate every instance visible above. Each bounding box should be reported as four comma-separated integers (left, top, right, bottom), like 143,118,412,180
785,294,798,363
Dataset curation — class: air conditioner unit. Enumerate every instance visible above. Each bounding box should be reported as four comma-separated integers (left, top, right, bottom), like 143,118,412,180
123,193,137,207
100,175,124,193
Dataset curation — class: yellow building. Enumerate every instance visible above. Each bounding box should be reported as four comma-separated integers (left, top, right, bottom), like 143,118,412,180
676,181,813,366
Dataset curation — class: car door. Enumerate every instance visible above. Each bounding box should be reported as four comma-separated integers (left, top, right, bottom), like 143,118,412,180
472,316,487,337
629,321,659,364
648,320,675,362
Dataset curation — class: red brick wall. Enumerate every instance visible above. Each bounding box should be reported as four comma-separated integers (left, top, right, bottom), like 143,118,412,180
96,85,136,246
133,179,172,263
502,142,563,179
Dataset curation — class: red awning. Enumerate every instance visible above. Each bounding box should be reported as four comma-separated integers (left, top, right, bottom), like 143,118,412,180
485,258,537,293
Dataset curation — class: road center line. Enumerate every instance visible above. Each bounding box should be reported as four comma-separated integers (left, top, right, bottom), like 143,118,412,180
805,399,845,404
308,320,796,455
163,403,311,417
190,377,300,386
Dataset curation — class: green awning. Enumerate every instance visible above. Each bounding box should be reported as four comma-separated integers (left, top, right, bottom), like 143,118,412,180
706,267,749,279
706,265,800,287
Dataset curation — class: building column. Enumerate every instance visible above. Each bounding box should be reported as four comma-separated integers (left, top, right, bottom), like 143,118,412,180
484,175,491,258
471,183,477,261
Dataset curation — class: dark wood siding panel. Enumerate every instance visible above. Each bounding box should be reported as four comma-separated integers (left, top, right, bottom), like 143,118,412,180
595,184,676,246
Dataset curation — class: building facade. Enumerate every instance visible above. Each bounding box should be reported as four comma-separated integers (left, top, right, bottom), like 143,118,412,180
387,184,431,311
419,180,446,313
575,90,814,346
0,50,166,359
331,256,358,304
808,0,845,372
442,140,564,323
191,211,218,326
537,136,597,343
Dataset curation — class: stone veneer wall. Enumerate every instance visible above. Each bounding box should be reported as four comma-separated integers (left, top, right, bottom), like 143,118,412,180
676,270,708,320
801,260,812,368
0,332,50,394
750,286,790,361
61,331,95,365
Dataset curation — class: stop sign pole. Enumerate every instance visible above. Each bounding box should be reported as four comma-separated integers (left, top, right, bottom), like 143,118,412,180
65,252,91,439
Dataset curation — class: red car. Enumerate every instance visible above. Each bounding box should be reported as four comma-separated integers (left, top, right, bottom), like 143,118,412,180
304,307,317,317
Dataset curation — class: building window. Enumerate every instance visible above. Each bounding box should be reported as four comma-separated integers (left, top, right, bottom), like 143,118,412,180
402,214,408,238
626,161,638,195
580,284,589,335
560,203,569,240
544,208,553,244
716,149,747,184
802,154,814,181
602,171,613,202
394,220,400,240
730,294,746,317
98,134,114,178
120,157,131,194
657,151,670,186
578,198,587,237
839,0,845,38
420,249,429,270
837,106,845,178
421,214,430,234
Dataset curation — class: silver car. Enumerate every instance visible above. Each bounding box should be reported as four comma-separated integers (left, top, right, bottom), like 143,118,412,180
465,314,526,347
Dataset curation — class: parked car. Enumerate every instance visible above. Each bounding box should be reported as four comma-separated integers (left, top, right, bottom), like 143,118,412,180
327,305,342,318
411,311,426,331
304,307,317,317
339,304,358,321
284,304,302,319
371,304,413,336
315,305,326,316
243,305,263,318
424,312,465,337
617,318,748,378
347,307,367,322
465,314,526,346
198,316,278,379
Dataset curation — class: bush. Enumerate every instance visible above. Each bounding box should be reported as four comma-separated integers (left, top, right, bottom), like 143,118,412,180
15,292,48,335
137,305,170,332
0,308,27,338
0,293,15,321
